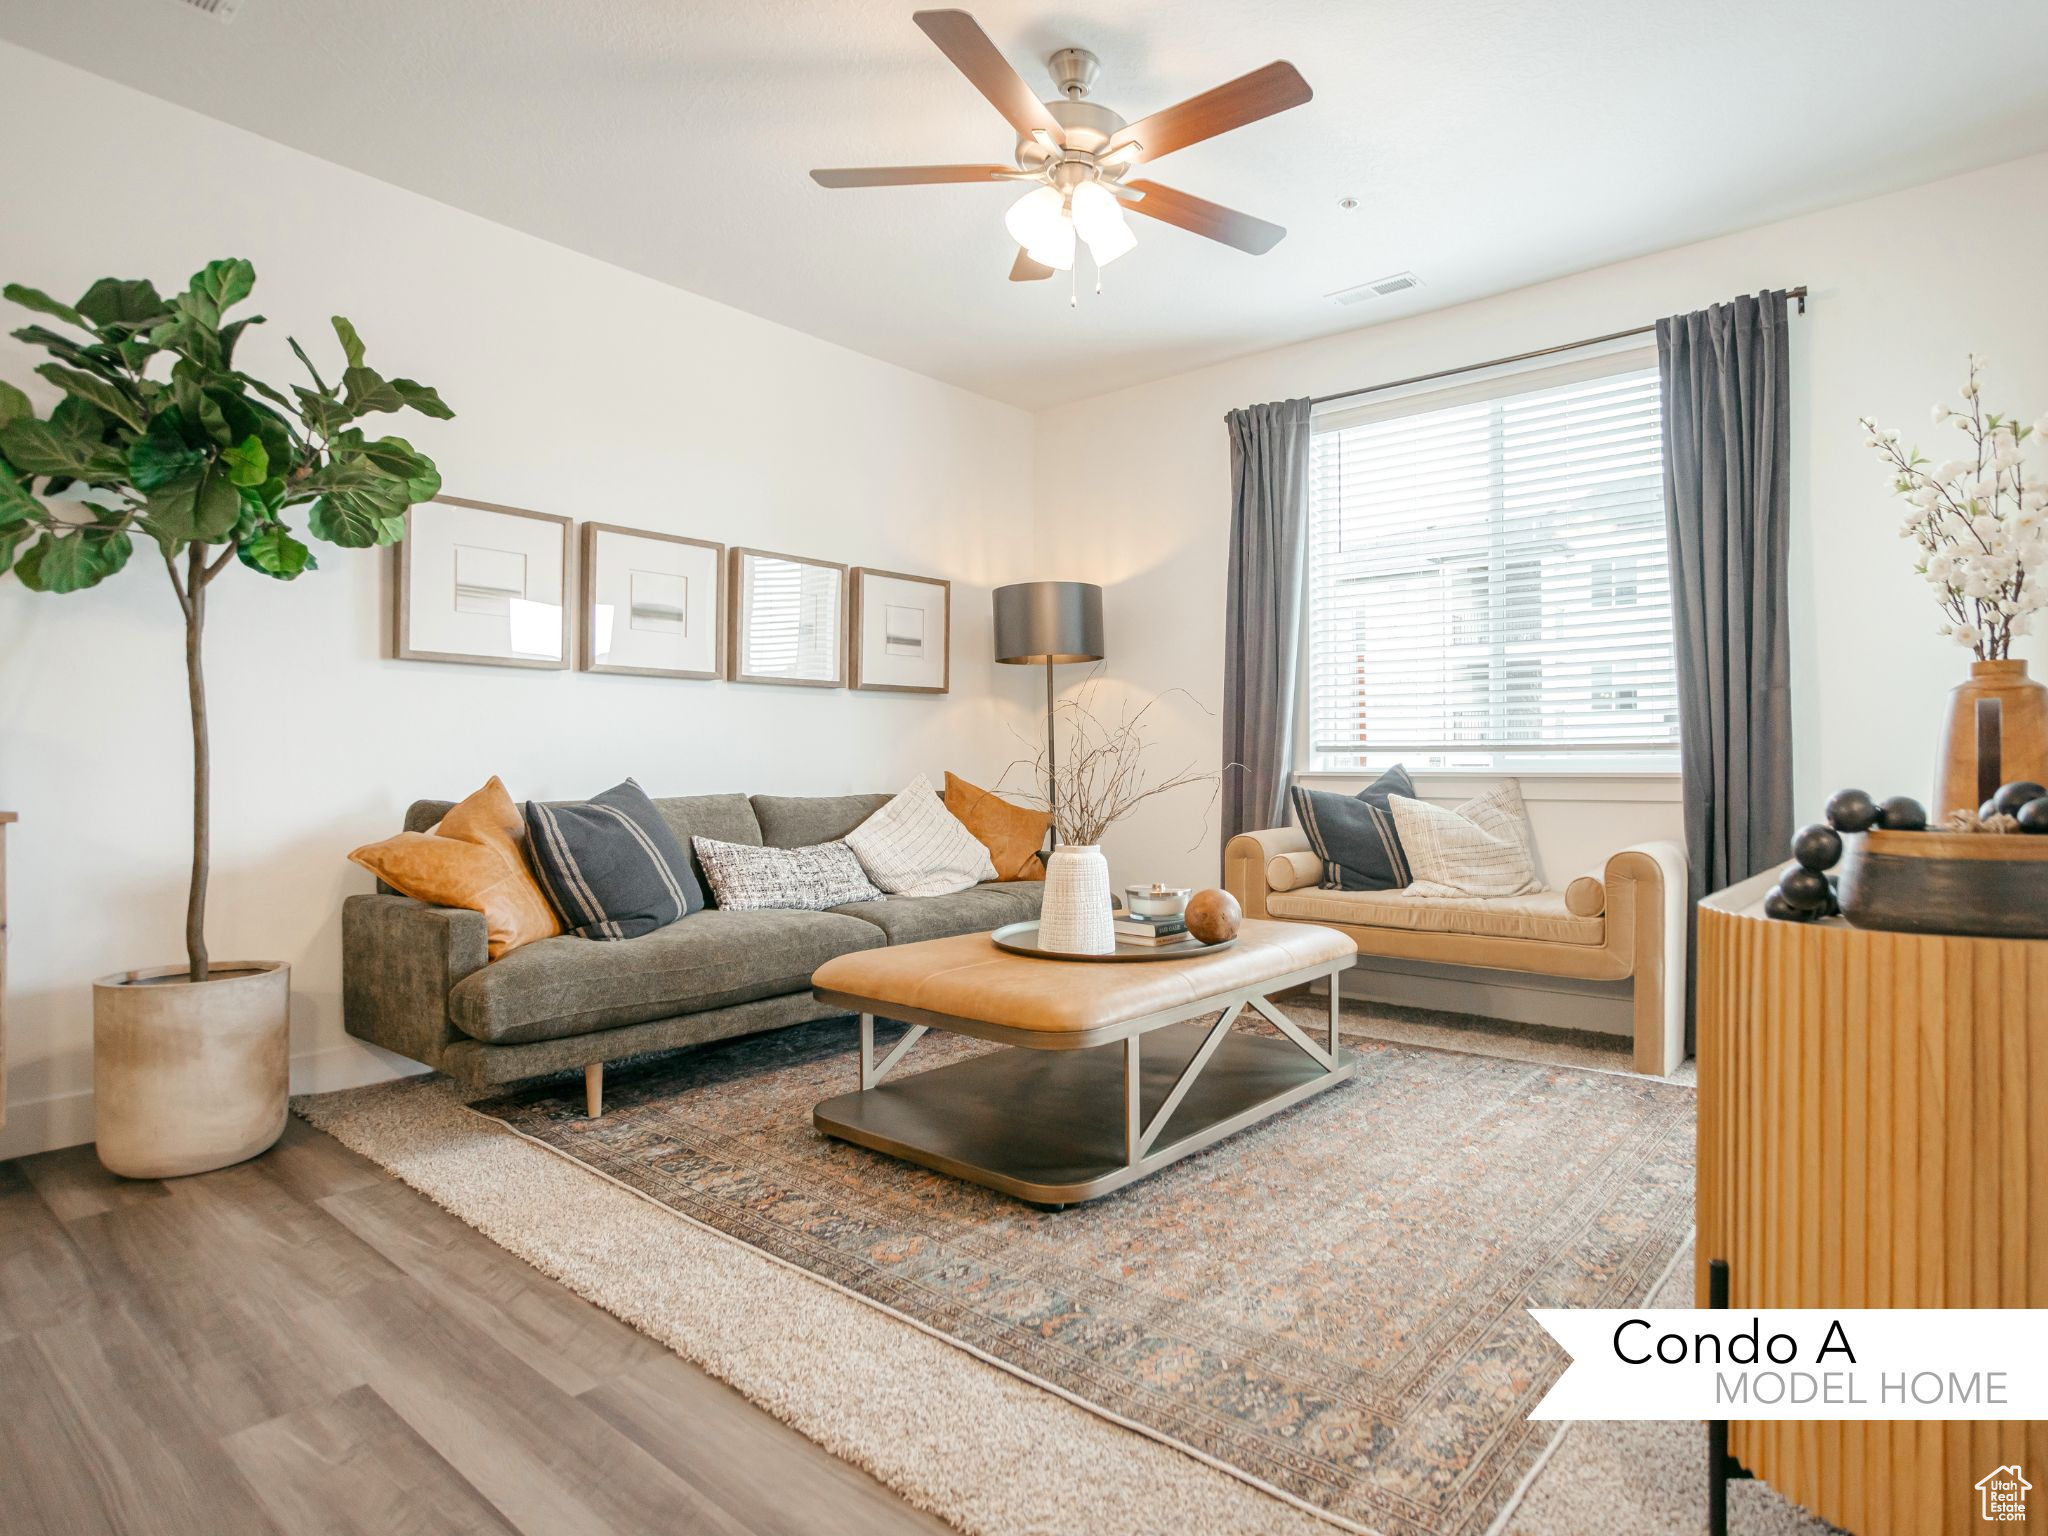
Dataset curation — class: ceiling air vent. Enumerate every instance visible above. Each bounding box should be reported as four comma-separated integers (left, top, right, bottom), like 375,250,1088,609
1327,272,1422,307
162,0,245,21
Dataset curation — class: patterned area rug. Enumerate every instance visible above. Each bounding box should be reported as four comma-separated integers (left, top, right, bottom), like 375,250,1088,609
475,1019,1692,1535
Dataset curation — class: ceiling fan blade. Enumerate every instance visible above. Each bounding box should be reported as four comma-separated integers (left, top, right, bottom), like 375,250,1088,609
912,10,1063,142
1009,247,1054,282
1106,62,1311,165
810,164,1013,188
1122,180,1286,254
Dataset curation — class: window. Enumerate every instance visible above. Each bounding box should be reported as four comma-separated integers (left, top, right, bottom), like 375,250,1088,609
1305,355,1679,774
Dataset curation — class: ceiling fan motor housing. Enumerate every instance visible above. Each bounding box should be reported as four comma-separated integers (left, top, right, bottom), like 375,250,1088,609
1016,98,1126,175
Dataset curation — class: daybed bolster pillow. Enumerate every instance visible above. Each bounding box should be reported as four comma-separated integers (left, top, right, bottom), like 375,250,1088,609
1564,870,1607,917
1267,850,1324,892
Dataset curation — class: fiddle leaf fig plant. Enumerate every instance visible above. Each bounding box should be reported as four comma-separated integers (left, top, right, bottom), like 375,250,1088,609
0,259,453,981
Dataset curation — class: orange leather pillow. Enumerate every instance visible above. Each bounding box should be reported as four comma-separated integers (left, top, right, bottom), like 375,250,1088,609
349,777,560,959
943,771,1050,883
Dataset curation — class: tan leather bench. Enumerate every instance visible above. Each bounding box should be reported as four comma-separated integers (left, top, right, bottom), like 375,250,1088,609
1225,827,1687,1076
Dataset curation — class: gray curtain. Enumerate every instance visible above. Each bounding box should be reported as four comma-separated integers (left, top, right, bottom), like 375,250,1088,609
1222,398,1312,843
1657,291,1794,1032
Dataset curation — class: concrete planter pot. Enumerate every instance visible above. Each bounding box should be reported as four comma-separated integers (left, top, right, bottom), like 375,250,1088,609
93,960,290,1179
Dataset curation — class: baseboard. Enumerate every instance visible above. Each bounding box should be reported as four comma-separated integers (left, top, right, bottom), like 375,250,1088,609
1337,958,1634,1037
0,1042,430,1162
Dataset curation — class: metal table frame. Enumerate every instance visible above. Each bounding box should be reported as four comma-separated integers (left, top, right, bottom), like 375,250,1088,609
813,953,1355,1206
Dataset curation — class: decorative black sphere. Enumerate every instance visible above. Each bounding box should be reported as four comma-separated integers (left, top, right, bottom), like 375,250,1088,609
1791,823,1844,871
1992,780,2048,816
1762,886,1810,922
2018,797,2048,835
1824,788,1880,833
1778,867,1831,912
1981,798,2003,822
1877,795,1928,832
1823,875,1842,917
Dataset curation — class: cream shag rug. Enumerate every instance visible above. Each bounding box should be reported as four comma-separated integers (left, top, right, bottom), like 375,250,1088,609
296,1003,1835,1536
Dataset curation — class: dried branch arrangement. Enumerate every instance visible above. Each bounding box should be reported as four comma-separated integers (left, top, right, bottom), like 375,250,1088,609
1002,671,1224,847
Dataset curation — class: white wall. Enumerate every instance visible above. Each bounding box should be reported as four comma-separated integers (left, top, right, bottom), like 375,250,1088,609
1033,153,2048,911
0,44,1038,1158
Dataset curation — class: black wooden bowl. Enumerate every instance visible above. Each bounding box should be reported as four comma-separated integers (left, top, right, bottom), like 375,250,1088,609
1838,829,2048,940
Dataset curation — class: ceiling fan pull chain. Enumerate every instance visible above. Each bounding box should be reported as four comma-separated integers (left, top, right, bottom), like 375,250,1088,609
1069,260,1077,309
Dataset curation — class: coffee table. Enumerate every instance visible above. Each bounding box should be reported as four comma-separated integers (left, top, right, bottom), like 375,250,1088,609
809,918,1357,1206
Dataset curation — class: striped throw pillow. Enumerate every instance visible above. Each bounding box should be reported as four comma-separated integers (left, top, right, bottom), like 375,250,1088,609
1389,782,1542,898
523,779,704,940
845,775,997,897
1289,765,1415,890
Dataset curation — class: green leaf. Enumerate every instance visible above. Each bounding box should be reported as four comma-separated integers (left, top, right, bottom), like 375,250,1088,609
221,434,268,487
0,418,126,481
389,377,454,420
331,316,366,369
341,365,402,416
288,337,330,395
75,278,167,331
143,462,242,543
302,461,409,547
334,430,441,503
186,259,255,317
128,414,206,492
12,522,131,592
33,362,148,433
3,284,90,330
218,314,264,367
12,323,130,381
292,384,349,437
236,522,315,579
0,381,28,431
0,467,44,528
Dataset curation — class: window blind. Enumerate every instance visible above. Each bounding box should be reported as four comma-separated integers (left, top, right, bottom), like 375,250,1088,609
1306,359,1678,769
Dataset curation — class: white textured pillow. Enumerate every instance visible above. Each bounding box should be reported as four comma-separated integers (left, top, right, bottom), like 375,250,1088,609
845,775,997,897
691,837,881,912
1389,783,1541,898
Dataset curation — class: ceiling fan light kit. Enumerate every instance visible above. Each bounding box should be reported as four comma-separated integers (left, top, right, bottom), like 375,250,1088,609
811,9,1311,293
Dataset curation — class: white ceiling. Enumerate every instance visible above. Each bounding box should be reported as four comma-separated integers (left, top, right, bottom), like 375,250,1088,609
7,0,2048,408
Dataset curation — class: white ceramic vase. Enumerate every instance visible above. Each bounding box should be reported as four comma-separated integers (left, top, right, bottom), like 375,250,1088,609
1039,844,1115,954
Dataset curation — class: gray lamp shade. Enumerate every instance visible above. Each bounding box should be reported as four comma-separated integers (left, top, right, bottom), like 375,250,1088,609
993,581,1104,665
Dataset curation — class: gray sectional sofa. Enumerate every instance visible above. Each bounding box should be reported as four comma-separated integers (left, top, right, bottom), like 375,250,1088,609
342,790,1043,1100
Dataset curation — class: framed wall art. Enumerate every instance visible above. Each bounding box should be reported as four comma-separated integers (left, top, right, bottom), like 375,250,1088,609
850,567,950,694
395,496,572,669
580,522,724,679
726,547,847,688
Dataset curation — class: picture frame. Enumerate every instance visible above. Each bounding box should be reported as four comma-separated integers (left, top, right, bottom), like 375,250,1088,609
726,546,848,688
579,522,725,679
850,567,951,694
395,496,572,669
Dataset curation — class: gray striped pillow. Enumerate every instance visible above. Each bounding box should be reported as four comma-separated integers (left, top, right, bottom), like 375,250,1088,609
523,779,703,940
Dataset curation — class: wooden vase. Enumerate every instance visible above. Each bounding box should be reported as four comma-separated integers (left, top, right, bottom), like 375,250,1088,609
1932,657,2048,815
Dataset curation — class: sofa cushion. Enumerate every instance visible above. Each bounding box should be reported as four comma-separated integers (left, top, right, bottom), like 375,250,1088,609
1390,782,1541,899
692,836,882,912
1265,886,1603,946
751,793,892,849
448,907,885,1045
845,775,996,897
351,777,560,958
943,772,1049,881
830,880,1043,944
1290,766,1415,891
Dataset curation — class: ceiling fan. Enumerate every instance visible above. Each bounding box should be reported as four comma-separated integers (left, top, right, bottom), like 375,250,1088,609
811,10,1312,286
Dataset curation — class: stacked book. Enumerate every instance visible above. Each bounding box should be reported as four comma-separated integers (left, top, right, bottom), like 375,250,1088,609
1113,912,1194,947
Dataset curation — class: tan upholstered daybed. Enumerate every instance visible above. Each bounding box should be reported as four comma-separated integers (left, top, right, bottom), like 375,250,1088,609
1224,826,1688,1075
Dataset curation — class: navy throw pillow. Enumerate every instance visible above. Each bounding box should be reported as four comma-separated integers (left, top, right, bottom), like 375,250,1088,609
1289,766,1415,891
524,779,704,940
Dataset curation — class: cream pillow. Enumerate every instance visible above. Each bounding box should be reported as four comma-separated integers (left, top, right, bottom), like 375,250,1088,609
845,774,998,897
1388,783,1542,898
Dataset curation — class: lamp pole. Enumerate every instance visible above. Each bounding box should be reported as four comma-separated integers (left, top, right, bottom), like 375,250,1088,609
1045,655,1058,849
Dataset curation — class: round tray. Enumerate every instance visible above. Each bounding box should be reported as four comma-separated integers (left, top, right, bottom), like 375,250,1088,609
989,920,1235,962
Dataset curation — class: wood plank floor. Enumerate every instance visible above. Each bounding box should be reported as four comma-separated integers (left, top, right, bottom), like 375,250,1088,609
0,1118,955,1536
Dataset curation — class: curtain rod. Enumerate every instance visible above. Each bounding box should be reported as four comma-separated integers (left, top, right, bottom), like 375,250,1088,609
1308,286,1808,410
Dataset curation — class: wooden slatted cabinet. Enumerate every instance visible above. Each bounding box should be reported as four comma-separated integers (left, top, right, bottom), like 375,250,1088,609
1697,869,2048,1535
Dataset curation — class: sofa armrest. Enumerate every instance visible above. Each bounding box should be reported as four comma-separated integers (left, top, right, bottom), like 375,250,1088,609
1223,826,1313,920
1599,840,1688,1076
342,892,489,1070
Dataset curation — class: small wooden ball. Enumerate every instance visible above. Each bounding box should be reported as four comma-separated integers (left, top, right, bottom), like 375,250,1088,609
1778,867,1831,912
1791,822,1843,871
2018,797,2048,835
1763,886,1812,923
1185,888,1241,945
1877,795,1927,832
1824,788,1879,833
1992,780,2048,816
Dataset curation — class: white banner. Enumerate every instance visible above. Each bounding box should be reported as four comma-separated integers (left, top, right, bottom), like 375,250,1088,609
1528,1309,2048,1420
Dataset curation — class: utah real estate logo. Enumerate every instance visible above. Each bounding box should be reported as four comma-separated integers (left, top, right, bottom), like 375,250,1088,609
1977,1464,2031,1523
